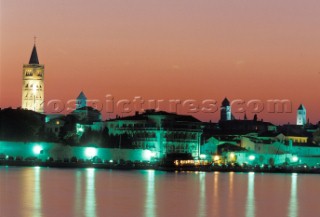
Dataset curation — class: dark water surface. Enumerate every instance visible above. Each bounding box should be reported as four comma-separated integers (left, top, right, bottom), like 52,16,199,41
0,167,319,217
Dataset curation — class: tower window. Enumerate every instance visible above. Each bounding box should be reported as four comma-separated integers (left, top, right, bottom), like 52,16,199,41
26,71,33,76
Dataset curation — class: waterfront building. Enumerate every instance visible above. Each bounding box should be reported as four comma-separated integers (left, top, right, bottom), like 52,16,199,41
105,109,203,160
296,104,307,126
21,43,44,113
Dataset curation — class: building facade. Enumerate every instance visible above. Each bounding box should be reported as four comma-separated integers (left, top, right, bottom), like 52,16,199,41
105,110,203,160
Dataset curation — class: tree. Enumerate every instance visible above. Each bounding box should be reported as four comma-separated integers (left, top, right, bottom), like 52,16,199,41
59,115,78,145
0,108,44,141
79,128,102,146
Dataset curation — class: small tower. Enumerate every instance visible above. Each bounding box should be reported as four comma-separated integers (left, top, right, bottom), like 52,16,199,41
22,43,44,113
296,104,306,126
220,98,232,121
76,91,87,109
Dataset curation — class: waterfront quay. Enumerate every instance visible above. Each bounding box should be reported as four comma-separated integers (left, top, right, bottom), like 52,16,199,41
1,158,320,174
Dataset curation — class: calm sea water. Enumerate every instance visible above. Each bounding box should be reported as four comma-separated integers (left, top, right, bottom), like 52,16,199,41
0,167,319,217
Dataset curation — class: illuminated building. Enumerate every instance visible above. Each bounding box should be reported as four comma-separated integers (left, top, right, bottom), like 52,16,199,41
21,43,44,113
105,109,203,159
72,92,102,123
220,97,232,121
296,104,307,126
76,91,87,109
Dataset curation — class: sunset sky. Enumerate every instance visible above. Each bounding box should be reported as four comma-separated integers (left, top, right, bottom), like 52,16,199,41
1,0,320,124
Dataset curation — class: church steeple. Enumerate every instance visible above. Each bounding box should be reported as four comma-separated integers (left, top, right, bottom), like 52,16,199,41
29,44,39,64
76,91,87,109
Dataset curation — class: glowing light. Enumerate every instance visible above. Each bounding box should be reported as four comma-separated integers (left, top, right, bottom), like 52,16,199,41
249,155,255,161
76,123,84,134
33,145,42,155
214,155,220,161
292,156,299,162
200,154,206,159
45,116,50,123
230,153,235,158
143,150,156,161
109,160,113,163
85,147,97,158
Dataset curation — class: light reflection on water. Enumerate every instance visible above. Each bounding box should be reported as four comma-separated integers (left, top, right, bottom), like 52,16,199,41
288,173,298,217
145,170,156,217
227,172,235,217
85,168,96,217
74,170,82,216
198,172,206,217
22,167,42,217
246,172,255,217
212,172,220,217
1,167,319,217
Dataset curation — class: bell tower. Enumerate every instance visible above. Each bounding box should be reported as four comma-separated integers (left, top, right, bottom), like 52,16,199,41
296,104,306,126
21,42,44,113
220,97,232,121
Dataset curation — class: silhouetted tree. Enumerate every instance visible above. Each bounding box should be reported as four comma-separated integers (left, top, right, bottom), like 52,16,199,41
313,129,320,145
0,108,44,141
59,115,78,145
79,128,102,146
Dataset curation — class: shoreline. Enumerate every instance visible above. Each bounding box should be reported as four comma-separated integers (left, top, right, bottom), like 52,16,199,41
1,160,320,174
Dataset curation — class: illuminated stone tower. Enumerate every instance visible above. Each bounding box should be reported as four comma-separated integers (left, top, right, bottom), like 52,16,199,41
22,43,44,113
296,104,306,126
220,97,232,121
